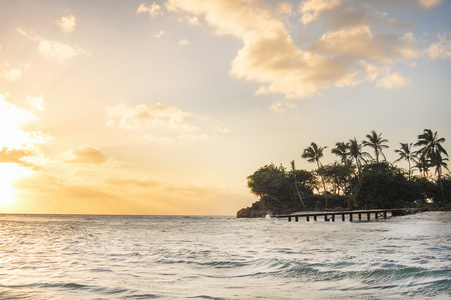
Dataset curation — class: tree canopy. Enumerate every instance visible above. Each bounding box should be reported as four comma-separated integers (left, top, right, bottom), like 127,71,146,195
238,129,449,217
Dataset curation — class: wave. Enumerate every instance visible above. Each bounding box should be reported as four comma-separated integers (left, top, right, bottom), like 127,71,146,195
1,213,450,299
157,256,451,296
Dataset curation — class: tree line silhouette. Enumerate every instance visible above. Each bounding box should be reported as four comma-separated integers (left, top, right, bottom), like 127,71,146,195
238,129,449,217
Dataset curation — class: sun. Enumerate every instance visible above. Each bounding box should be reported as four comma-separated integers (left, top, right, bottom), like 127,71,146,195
0,163,31,207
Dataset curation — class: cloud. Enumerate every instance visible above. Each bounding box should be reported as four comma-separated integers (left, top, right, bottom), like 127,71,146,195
427,33,451,59
38,39,89,61
187,16,200,25
418,0,443,9
0,95,53,169
167,0,328,98
57,13,77,32
106,102,196,130
179,38,190,45
17,28,90,61
2,67,21,81
106,102,228,144
310,26,420,61
376,72,410,88
0,146,42,169
153,30,166,38
137,3,163,17
311,25,380,58
277,2,294,16
27,95,44,111
269,100,298,113
166,0,425,99
1,63,30,82
61,146,112,164
299,0,340,25
0,95,37,133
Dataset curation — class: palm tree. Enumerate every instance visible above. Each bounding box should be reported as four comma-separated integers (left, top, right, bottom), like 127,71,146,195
394,143,416,181
415,155,431,178
302,142,328,208
415,129,449,203
290,160,305,208
363,130,389,163
332,142,350,166
348,138,369,174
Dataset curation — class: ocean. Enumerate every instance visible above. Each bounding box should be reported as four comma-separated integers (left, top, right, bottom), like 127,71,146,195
0,212,449,299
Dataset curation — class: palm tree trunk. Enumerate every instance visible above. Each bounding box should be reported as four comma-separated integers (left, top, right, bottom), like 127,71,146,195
316,160,328,209
438,168,446,204
408,159,411,181
293,174,306,208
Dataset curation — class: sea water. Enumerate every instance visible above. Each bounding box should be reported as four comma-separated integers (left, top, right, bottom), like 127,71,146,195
0,212,449,299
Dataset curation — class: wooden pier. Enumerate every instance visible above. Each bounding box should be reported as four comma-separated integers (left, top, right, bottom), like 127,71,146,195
274,209,403,222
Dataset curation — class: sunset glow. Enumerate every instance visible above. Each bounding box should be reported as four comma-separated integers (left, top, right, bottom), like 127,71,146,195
0,164,31,207
0,0,450,215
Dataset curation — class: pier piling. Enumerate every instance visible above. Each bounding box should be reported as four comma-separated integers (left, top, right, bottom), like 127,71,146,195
274,209,397,223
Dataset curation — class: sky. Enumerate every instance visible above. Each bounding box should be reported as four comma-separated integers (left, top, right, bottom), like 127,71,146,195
0,0,450,215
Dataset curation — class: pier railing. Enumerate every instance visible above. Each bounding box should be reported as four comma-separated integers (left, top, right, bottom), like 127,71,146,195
273,209,406,222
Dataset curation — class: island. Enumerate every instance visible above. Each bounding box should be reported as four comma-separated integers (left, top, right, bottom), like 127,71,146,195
237,129,450,218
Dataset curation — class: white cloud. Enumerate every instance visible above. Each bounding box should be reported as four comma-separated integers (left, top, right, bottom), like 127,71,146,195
106,103,228,144
0,95,37,133
153,30,166,38
269,100,298,113
187,16,200,25
277,2,293,16
61,146,112,164
0,146,44,169
311,26,380,59
39,39,89,61
0,95,52,169
2,67,21,81
57,14,77,32
299,0,340,25
359,61,388,81
213,126,230,134
106,102,196,130
427,33,451,60
167,0,332,98
310,26,420,61
179,38,190,46
17,28,90,61
27,95,44,111
376,72,410,89
1,63,30,81
165,0,425,99
137,3,163,17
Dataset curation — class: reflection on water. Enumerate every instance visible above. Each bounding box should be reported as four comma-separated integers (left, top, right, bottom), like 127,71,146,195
0,212,449,299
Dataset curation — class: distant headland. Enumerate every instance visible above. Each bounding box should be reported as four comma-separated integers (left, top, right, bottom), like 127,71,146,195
237,129,450,218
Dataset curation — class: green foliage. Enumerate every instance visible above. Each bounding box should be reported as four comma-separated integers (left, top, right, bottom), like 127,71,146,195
429,174,451,206
321,163,354,196
239,128,449,217
363,130,389,163
302,142,329,207
354,163,413,209
247,163,286,198
303,194,353,210
246,163,313,215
